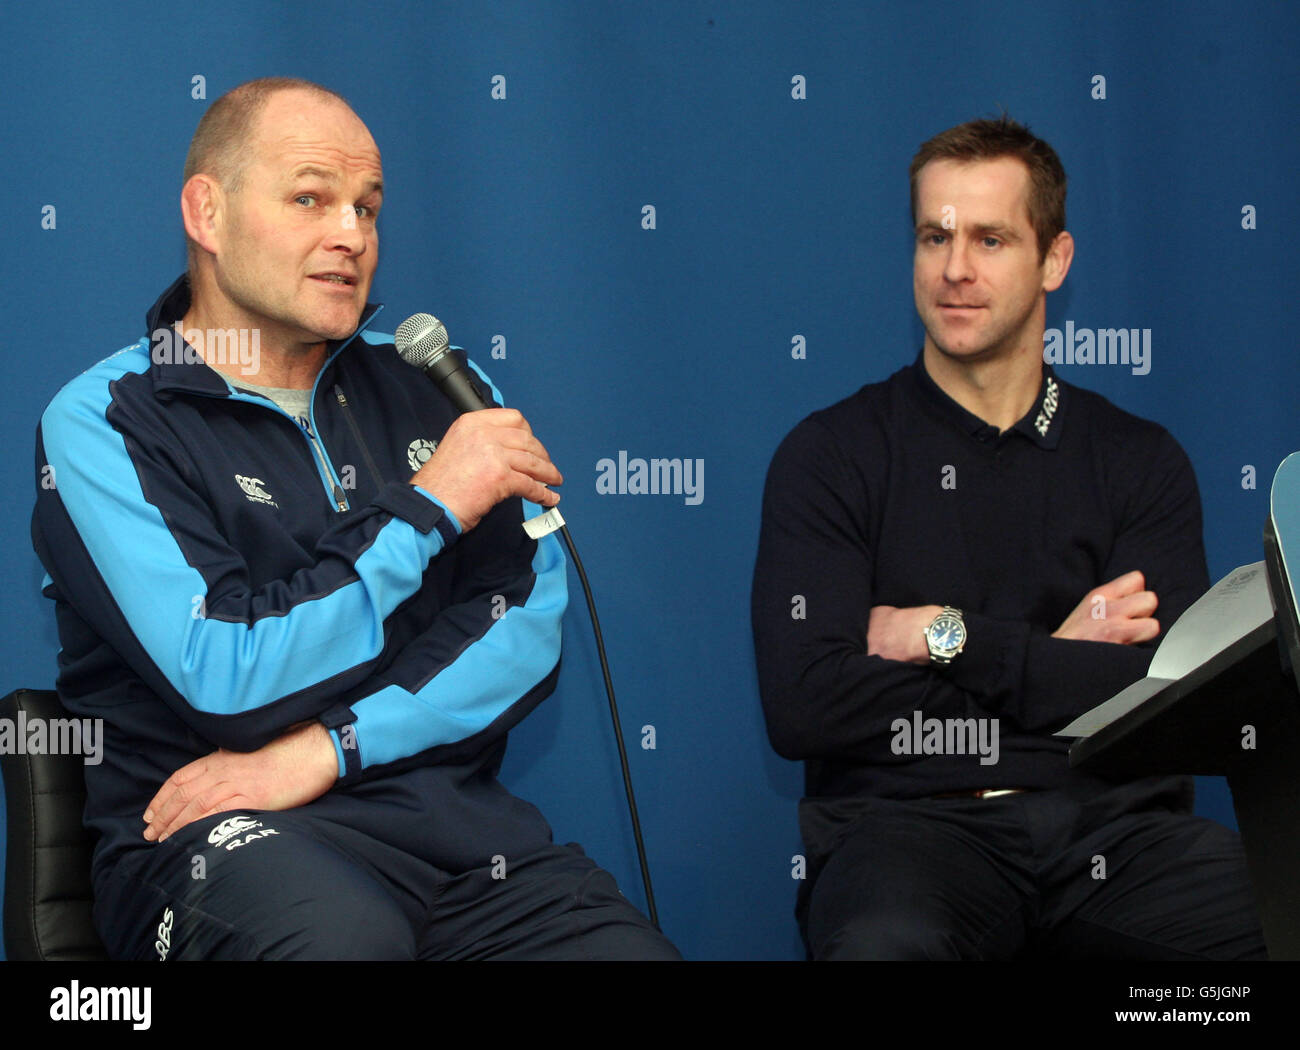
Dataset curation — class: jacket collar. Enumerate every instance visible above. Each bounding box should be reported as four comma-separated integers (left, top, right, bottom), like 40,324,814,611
910,349,1066,450
145,273,384,398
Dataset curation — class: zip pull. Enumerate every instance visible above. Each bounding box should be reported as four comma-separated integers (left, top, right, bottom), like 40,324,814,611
335,388,349,407
332,483,348,512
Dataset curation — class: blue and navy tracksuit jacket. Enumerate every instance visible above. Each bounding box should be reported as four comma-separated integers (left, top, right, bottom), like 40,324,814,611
32,275,568,887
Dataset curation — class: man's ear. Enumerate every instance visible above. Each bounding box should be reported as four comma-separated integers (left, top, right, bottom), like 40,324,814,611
180,174,225,257
1041,230,1074,293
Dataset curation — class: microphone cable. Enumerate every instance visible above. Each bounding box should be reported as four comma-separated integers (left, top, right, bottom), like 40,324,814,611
555,520,660,930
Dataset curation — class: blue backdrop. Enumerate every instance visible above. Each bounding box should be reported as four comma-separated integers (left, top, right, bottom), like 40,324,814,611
2,0,1296,961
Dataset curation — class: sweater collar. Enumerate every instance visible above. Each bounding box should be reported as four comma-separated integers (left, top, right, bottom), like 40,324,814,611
144,273,383,398
910,349,1066,450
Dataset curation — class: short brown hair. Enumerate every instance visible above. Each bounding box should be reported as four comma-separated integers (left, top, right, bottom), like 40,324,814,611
909,115,1066,262
182,77,352,192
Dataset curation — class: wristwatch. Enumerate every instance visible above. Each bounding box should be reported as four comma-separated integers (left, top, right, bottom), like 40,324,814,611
924,606,966,666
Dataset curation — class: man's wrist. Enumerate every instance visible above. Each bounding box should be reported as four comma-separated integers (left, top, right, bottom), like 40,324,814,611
285,722,341,784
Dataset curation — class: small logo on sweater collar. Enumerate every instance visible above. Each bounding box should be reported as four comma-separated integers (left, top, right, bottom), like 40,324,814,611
1033,376,1060,437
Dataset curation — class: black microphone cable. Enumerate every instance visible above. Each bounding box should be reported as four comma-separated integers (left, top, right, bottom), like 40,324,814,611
395,313,661,930
554,520,660,930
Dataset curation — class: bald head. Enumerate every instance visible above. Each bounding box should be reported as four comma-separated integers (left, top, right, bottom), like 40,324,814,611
183,77,354,193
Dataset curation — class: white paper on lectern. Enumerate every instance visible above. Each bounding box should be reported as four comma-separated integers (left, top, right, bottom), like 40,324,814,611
1147,562,1272,679
1055,562,1272,738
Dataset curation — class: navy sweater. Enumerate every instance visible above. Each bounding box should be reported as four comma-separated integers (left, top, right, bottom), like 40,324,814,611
751,356,1209,803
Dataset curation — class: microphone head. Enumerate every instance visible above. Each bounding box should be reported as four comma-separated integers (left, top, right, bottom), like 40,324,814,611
395,313,450,369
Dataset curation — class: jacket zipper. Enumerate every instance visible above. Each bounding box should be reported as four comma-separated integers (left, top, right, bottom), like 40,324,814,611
218,389,350,512
306,427,350,512
334,385,387,491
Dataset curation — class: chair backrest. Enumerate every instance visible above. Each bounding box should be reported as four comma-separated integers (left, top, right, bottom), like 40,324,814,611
1,688,108,960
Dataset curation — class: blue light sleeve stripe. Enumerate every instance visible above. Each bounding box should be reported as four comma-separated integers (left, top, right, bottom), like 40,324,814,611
344,527,567,770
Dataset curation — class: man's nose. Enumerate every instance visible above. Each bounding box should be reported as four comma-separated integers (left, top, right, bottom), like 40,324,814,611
325,207,367,253
942,238,975,283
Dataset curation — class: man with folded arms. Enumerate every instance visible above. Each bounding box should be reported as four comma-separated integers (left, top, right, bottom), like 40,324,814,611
752,116,1264,960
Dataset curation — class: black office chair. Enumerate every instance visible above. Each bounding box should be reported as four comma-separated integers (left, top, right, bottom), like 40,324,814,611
1,688,108,960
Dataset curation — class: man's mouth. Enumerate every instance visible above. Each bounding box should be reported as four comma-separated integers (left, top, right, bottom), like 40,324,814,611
310,273,357,286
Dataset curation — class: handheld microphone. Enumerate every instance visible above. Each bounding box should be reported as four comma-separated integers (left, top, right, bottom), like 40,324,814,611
394,313,489,414
396,313,562,538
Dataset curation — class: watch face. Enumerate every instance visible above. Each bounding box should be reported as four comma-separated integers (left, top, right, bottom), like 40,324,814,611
928,614,966,652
